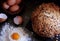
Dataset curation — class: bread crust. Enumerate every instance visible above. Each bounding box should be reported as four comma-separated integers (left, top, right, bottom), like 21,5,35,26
31,3,60,37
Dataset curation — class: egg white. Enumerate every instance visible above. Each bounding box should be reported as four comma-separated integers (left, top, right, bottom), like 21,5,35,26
0,23,31,41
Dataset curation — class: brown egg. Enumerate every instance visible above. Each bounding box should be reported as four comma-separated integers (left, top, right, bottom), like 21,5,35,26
0,13,7,23
9,5,19,12
16,0,22,4
3,2,9,9
7,0,16,6
13,16,23,25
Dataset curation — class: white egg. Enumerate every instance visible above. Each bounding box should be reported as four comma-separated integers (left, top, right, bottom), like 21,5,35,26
0,23,32,41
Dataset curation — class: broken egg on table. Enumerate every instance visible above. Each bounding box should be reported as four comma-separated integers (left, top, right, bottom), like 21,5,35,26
13,16,23,25
0,23,32,41
0,13,7,23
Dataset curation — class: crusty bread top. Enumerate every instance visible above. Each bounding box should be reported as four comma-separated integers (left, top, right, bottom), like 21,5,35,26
31,3,60,37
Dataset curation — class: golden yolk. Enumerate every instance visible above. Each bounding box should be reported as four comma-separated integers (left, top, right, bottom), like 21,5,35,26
11,33,20,40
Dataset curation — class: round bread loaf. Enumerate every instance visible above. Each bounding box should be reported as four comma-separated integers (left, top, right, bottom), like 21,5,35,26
31,3,60,37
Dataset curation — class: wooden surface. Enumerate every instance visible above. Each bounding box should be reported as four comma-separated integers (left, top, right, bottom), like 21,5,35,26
0,0,60,41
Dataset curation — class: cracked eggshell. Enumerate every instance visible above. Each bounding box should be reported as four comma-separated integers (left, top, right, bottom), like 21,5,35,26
13,16,23,25
0,13,7,23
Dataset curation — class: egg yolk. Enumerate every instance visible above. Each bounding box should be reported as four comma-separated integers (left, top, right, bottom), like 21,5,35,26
11,33,20,40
